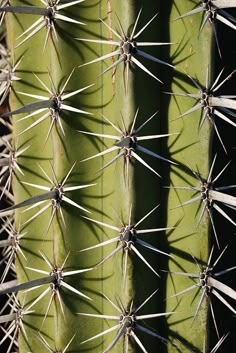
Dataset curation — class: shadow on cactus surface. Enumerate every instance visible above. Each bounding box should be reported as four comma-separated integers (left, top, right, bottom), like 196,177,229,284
0,0,236,352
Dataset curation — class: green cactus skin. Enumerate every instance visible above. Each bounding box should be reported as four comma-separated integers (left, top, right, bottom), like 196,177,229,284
164,2,213,351
1,1,236,353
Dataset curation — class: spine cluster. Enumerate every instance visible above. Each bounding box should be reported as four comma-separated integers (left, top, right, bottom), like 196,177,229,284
0,1,236,353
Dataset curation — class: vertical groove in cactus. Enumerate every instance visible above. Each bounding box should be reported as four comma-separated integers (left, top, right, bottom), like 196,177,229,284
0,0,236,353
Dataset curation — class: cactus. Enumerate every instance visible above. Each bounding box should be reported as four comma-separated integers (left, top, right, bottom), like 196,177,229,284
0,1,236,353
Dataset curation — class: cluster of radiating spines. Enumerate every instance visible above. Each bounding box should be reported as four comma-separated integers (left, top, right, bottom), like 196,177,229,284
0,162,95,235
0,0,86,50
80,205,173,284
0,137,29,201
169,246,236,341
0,68,93,145
0,293,34,353
0,219,26,284
166,68,236,153
79,109,177,180
175,0,236,56
0,3,176,87
0,250,92,314
170,154,236,249
0,291,76,353
0,250,91,352
76,9,174,88
0,55,22,106
78,289,174,353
